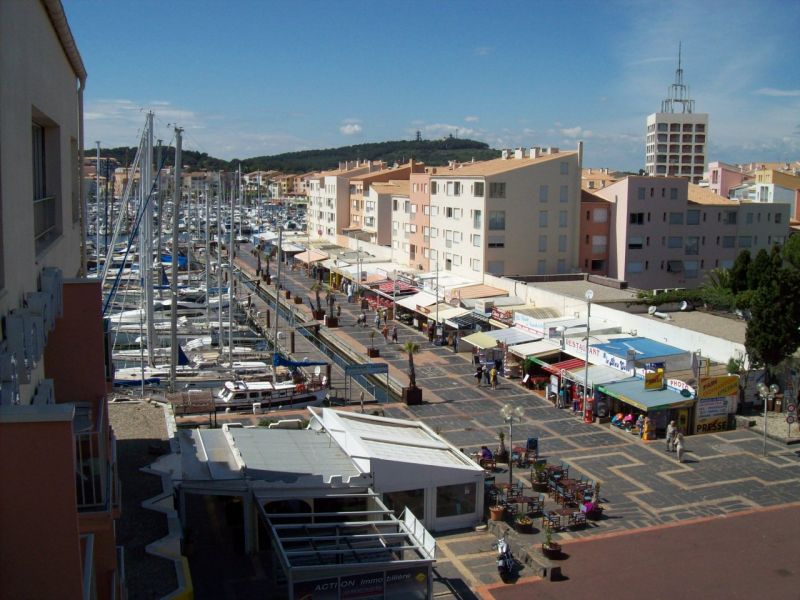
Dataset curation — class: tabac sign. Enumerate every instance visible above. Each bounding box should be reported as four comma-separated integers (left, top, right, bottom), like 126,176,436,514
698,375,739,399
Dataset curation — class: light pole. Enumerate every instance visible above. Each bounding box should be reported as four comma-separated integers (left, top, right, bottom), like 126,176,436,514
584,289,594,421
757,382,780,456
501,403,525,488
392,269,397,321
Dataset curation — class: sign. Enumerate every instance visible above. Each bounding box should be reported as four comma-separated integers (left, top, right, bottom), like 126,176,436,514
695,416,729,434
787,415,796,425
695,396,733,434
491,306,514,326
698,375,739,399
787,403,797,414
294,567,428,600
345,363,389,377
667,378,696,396
644,369,665,391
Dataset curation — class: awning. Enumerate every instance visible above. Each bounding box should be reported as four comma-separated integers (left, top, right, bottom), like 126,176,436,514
447,312,489,330
509,339,561,359
375,280,416,295
538,357,585,375
294,249,329,264
565,364,627,388
396,291,438,312
461,331,499,350
430,306,470,323
597,377,695,412
445,283,508,301
484,327,540,346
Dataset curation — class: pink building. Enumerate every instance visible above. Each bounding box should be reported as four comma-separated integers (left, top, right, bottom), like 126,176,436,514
579,190,611,275
706,161,748,198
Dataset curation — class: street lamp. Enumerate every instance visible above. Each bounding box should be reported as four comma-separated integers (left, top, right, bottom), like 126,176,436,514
392,269,398,321
501,403,525,488
757,382,780,456
583,289,594,421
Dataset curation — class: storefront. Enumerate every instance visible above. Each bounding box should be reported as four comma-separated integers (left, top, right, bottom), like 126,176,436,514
562,364,630,417
508,340,561,389
595,377,696,437
694,375,739,434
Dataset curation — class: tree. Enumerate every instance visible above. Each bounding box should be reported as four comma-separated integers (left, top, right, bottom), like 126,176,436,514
730,250,751,294
402,341,421,389
782,235,800,270
747,249,772,291
744,268,800,377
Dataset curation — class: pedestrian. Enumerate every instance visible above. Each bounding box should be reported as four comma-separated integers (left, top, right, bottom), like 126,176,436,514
484,367,491,387
490,366,498,390
336,304,341,318
374,312,381,328
428,324,435,343
346,283,353,304
475,365,484,386
361,311,368,328
382,310,388,326
635,414,645,438
666,420,676,452
557,386,566,409
452,332,459,353
391,325,398,343
674,431,685,463
381,325,389,343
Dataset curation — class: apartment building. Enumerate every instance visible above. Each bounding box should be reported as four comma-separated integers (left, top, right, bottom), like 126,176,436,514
734,169,800,219
0,1,123,598
427,147,582,278
292,171,316,198
307,161,375,242
579,190,612,275
705,161,748,198
645,50,708,183
582,168,619,191
348,162,424,233
594,177,790,289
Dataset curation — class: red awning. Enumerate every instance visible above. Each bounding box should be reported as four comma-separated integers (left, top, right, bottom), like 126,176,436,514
376,280,416,294
542,358,585,375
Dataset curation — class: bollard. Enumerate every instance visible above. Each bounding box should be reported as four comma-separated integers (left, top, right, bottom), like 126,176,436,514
290,331,295,353
266,309,271,329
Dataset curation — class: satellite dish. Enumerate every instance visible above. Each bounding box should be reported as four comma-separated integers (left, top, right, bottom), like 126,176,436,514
648,306,657,316
314,366,321,376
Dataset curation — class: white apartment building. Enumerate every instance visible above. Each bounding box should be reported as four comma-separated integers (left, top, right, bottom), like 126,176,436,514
307,162,373,242
645,49,708,184
366,180,407,247
426,147,582,278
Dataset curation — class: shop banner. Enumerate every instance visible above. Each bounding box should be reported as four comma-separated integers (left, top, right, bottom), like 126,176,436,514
644,369,665,391
294,568,428,600
698,375,739,399
695,396,733,434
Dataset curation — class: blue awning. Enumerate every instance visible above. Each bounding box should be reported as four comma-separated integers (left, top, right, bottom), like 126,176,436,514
597,377,695,412
591,337,687,361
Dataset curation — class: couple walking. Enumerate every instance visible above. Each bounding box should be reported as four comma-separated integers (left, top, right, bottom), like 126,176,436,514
474,364,498,389
666,420,686,463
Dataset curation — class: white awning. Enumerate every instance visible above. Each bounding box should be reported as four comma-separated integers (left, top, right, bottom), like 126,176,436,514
484,326,540,346
430,306,469,323
396,291,439,311
509,339,561,359
566,364,629,387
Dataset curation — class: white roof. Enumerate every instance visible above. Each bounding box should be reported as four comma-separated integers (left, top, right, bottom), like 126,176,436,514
509,339,561,359
566,364,628,387
484,326,540,346
397,291,439,311
430,306,469,323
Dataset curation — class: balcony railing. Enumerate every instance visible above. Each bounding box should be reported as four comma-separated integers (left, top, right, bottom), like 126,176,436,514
75,399,114,512
34,195,56,251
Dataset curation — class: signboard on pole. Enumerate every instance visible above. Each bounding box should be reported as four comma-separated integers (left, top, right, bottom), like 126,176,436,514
644,369,665,391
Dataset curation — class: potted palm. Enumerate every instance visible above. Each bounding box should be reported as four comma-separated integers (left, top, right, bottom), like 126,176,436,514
401,341,422,405
531,462,548,492
310,282,326,320
496,431,509,463
541,526,562,559
367,331,380,358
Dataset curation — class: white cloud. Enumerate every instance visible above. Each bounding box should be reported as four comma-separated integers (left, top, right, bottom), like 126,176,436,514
754,87,800,97
474,46,492,56
465,115,480,123
340,123,363,135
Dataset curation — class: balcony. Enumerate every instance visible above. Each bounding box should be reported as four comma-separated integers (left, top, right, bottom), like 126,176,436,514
34,195,57,253
74,399,120,514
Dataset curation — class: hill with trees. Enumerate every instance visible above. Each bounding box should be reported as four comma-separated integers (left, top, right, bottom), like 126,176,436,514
98,137,499,173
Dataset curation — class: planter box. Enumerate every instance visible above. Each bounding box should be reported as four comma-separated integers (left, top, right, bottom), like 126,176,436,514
293,296,303,304
541,544,562,560
515,520,533,534
489,506,505,522
402,387,423,405
284,290,292,299
312,310,326,320
367,348,380,358
325,316,339,328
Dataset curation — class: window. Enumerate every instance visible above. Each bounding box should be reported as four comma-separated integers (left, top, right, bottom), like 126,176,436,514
739,236,752,248
685,236,699,255
393,199,398,211
593,208,608,223
472,234,481,247
487,236,504,248
670,187,678,199
446,207,453,218
560,161,569,175
537,260,546,275
423,205,430,215
559,185,568,203
627,261,643,273
557,258,566,273
775,212,783,224
431,181,438,194
423,226,430,236
430,227,439,238
592,235,607,253
684,260,699,278
637,187,646,200
746,212,753,224
629,212,644,225
32,120,58,252
687,210,700,225
669,212,684,225
471,258,481,271
473,209,482,228
411,203,418,213
722,236,735,248
430,249,438,260
539,210,548,227
454,207,462,219
558,235,567,252
538,235,547,252
559,210,568,227
488,211,505,230
668,236,683,248
489,182,506,198
724,211,737,225
591,259,605,271
628,237,644,250
474,182,484,197
539,185,549,202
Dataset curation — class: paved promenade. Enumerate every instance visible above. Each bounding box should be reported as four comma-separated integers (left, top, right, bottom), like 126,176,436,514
234,246,800,595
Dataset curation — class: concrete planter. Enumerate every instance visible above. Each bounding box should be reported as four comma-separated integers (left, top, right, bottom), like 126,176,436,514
402,387,422,405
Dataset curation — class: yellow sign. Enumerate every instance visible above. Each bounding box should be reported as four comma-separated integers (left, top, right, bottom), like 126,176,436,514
695,416,729,434
644,369,665,390
698,375,739,399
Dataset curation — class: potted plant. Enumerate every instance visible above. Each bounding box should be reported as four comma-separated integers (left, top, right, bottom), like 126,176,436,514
401,341,422,405
367,331,380,358
496,431,509,463
310,282,326,320
489,504,505,522
541,527,562,559
531,462,548,492
514,515,533,533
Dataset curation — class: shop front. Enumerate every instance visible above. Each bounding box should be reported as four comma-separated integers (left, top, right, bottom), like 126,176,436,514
694,375,739,434
508,339,562,390
527,355,585,401
595,377,696,438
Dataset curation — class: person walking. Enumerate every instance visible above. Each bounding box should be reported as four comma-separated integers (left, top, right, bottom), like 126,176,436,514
452,332,459,353
346,283,353,304
428,324,435,344
557,386,566,409
484,367,491,387
475,365,484,386
666,420,677,452
382,310,388,326
490,366,498,390
336,304,341,318
635,414,645,438
391,325,398,343
374,312,381,328
381,324,389,343
361,311,368,328
674,431,685,463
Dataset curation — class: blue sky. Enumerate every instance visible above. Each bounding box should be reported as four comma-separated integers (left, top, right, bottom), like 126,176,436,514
64,0,800,170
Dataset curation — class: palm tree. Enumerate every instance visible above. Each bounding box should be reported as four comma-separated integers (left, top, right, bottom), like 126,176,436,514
310,281,325,312
402,341,420,389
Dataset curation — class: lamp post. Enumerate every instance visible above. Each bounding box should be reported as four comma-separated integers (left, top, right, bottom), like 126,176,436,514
757,382,780,456
392,269,397,321
501,404,525,488
584,289,594,421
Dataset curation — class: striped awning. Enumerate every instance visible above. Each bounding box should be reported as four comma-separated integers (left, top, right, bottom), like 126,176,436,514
538,357,585,375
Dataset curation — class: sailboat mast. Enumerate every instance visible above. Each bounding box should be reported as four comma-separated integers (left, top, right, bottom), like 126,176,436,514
155,139,163,300
169,127,183,392
228,170,235,367
217,173,223,357
205,183,210,325
143,112,156,367
273,226,282,366
95,141,101,260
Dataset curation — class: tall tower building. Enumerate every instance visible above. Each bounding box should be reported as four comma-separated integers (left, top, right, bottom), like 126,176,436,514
645,44,708,184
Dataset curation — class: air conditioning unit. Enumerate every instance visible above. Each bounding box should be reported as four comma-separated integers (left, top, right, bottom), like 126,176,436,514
0,347,20,406
476,299,494,313
26,291,54,337
41,267,64,319
32,378,55,405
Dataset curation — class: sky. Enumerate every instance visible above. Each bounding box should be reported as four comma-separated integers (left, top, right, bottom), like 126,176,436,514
64,0,800,171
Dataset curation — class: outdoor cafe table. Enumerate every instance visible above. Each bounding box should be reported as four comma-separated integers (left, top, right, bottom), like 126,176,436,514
550,507,579,530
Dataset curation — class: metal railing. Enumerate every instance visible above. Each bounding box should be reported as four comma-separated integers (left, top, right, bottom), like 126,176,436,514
34,195,56,249
75,399,111,511
80,533,96,600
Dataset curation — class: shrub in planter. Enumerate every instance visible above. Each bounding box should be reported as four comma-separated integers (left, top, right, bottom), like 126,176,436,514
541,527,562,559
514,515,533,533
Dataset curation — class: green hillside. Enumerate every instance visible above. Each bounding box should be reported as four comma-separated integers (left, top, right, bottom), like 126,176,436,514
98,137,499,173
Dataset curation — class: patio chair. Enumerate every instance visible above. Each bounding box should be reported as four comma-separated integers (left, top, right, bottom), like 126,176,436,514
569,512,587,529
527,494,545,515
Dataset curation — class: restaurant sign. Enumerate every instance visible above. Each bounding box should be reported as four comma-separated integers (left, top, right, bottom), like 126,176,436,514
697,375,739,399
491,306,514,326
644,369,665,391
563,336,630,373
294,566,428,599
